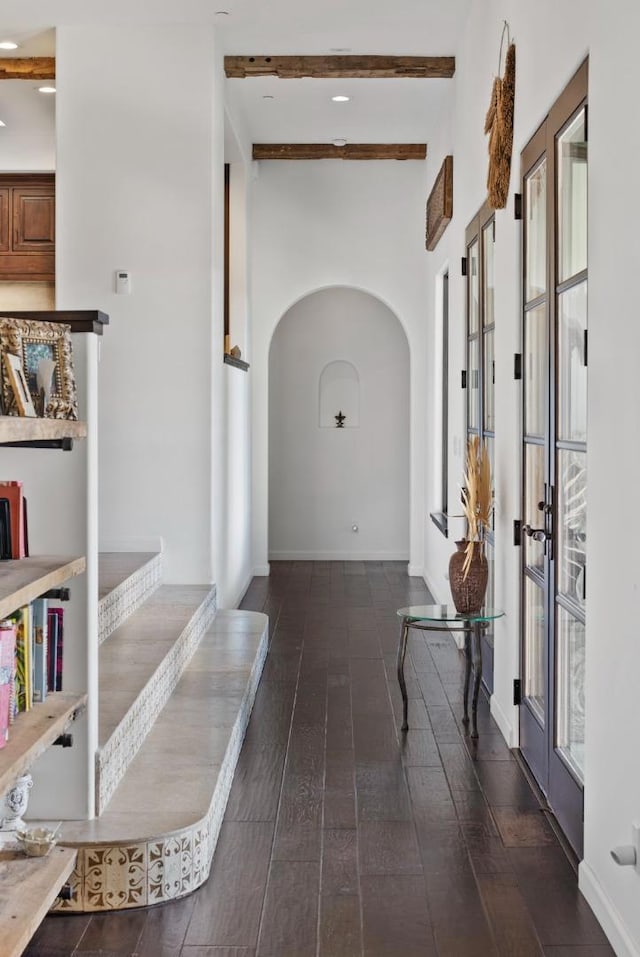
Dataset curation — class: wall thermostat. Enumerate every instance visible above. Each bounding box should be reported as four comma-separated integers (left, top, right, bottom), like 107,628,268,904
115,270,131,295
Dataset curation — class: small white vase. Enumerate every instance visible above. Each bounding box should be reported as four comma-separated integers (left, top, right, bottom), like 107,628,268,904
0,772,33,833
36,358,56,415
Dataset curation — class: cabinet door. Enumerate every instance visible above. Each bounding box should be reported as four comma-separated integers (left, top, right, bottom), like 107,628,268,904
0,189,9,252
12,188,55,252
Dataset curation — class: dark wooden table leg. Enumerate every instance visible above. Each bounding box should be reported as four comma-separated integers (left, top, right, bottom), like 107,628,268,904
462,628,472,725
471,621,483,739
397,618,410,731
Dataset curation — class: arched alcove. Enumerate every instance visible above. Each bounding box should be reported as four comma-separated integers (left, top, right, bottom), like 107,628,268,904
319,360,360,428
269,286,409,560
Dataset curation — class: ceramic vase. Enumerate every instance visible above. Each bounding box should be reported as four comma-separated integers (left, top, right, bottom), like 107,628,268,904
0,772,33,832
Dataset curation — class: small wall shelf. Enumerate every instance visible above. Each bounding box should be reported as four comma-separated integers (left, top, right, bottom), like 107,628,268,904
0,843,77,957
0,691,87,797
223,354,250,372
0,417,87,448
0,556,86,621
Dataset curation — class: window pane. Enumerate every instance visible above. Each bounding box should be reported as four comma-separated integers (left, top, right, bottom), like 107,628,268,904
484,329,495,432
524,576,545,724
469,239,479,334
525,159,547,302
558,281,587,443
557,449,586,609
524,304,547,438
558,110,587,283
467,336,479,430
524,443,545,573
483,220,495,327
484,538,495,647
556,606,585,781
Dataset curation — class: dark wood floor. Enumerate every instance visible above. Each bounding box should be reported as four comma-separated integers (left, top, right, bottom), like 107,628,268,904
27,561,614,957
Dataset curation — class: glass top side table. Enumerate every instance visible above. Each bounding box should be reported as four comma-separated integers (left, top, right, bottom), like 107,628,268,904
396,604,505,738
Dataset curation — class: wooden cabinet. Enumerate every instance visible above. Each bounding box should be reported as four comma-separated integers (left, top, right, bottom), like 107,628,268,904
0,175,55,281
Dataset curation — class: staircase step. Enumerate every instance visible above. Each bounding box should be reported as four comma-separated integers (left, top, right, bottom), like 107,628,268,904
56,611,269,912
99,552,163,644
95,584,217,815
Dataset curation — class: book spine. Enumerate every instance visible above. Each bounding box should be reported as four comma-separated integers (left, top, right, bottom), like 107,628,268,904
0,621,16,747
0,482,25,559
51,607,63,692
32,599,48,703
14,608,27,712
47,608,58,693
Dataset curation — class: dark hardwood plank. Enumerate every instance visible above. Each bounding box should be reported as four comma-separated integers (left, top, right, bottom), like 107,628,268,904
319,895,362,957
185,822,273,947
477,874,545,955
360,875,437,956
353,712,398,763
256,861,320,957
543,948,615,956
517,878,613,948
321,828,358,896
137,894,195,957
224,742,287,822
355,761,413,821
181,948,255,956
358,821,423,876
425,869,498,957
24,914,90,955
72,909,147,953
324,747,356,828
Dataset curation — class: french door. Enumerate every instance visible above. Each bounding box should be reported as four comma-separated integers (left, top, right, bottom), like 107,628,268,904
519,61,588,857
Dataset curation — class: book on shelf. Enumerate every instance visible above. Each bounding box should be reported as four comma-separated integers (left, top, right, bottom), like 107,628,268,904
32,598,48,703
14,604,31,712
50,606,64,692
0,620,16,748
0,481,28,559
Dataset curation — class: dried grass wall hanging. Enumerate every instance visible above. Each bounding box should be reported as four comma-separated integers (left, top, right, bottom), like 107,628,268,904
484,22,516,210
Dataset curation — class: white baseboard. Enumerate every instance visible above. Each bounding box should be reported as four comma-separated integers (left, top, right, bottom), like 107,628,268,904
579,860,639,957
407,564,423,577
490,694,517,748
268,550,410,561
252,564,270,577
99,537,164,554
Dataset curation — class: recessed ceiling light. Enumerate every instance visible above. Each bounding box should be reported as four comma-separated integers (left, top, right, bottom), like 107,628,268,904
0,41,18,50
330,48,352,53
262,95,274,100
38,86,56,94
332,95,350,103
0,120,5,127
333,139,347,147
215,9,230,14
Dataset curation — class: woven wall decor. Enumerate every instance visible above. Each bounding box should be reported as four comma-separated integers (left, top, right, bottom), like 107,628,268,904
425,155,453,251
484,23,516,210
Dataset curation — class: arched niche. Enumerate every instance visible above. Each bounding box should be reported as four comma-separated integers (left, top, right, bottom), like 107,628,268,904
319,359,359,428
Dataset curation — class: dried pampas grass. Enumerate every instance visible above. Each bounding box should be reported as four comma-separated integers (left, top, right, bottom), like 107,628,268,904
461,436,493,577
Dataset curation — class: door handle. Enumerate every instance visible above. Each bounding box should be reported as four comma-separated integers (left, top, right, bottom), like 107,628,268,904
522,524,551,543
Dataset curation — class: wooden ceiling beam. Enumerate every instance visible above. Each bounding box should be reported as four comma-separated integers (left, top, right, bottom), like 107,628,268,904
252,143,427,161
0,57,55,80
226,55,455,79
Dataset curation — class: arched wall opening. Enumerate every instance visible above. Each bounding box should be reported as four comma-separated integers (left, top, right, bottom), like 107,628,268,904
268,286,410,560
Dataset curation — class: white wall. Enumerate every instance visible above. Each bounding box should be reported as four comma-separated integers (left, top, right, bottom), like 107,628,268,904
269,287,409,560
421,2,640,953
0,81,55,172
250,159,428,576
56,25,217,586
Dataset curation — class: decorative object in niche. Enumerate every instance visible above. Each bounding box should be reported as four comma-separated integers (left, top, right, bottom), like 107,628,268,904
484,21,516,210
335,410,346,428
0,317,78,419
319,360,359,428
230,345,242,359
425,155,453,251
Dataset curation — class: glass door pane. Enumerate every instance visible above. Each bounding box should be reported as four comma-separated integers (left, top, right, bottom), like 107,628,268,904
484,329,495,432
558,110,587,282
557,450,587,609
469,239,479,333
524,305,547,437
467,336,479,431
524,443,545,574
556,607,585,781
524,576,545,723
558,281,587,442
483,221,495,326
525,159,547,302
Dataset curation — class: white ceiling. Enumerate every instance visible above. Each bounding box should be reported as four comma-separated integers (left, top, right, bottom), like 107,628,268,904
0,2,474,147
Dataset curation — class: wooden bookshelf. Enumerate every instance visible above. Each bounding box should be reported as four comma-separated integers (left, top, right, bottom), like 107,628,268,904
0,417,87,445
0,556,85,621
0,692,87,797
0,844,77,957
